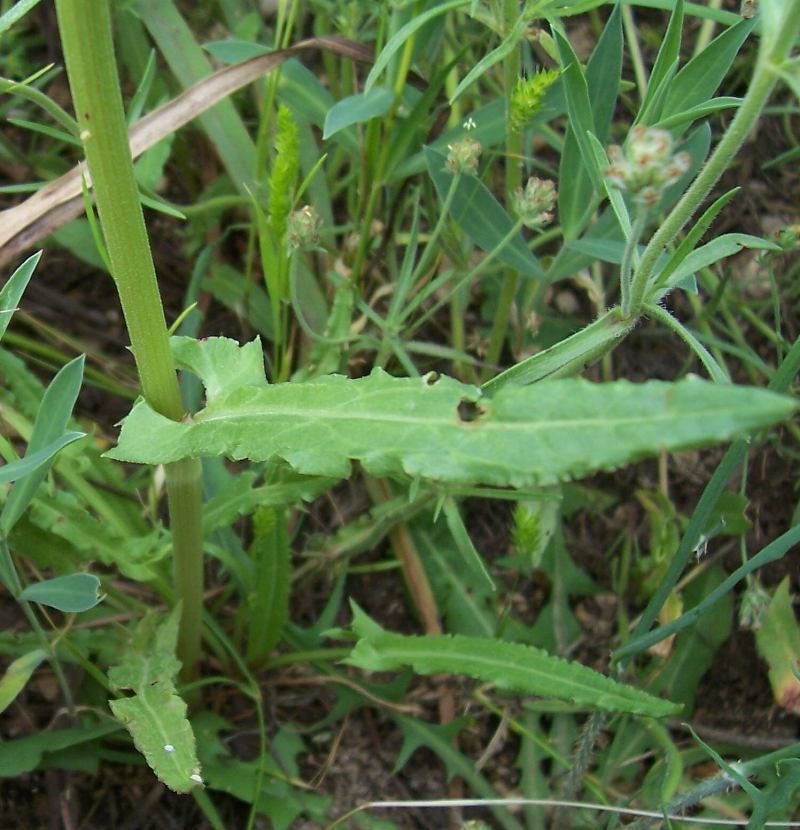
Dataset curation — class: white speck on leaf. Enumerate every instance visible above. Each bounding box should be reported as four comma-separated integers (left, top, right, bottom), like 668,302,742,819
164,744,175,752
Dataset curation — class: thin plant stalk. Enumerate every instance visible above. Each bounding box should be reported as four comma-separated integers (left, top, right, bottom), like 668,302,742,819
350,4,421,284
408,217,526,338
619,207,646,317
483,0,524,378
55,0,204,674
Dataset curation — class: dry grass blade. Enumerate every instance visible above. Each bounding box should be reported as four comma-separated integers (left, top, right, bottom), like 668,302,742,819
0,36,373,268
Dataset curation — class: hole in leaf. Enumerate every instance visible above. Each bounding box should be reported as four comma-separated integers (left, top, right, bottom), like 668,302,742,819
457,399,485,423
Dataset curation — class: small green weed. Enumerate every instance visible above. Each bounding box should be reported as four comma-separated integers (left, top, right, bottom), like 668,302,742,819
1,0,799,827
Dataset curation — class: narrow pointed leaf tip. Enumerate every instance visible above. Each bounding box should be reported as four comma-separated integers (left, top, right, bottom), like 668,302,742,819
107,341,796,489
345,604,679,717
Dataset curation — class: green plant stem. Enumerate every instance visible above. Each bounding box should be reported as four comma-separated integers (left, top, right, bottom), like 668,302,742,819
55,0,204,674
627,5,800,315
619,208,646,317
375,175,460,368
407,174,461,287
166,457,205,672
622,4,648,99
483,0,524,378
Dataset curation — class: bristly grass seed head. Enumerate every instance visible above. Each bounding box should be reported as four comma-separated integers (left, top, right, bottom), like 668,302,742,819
509,69,560,133
605,125,690,206
269,104,300,242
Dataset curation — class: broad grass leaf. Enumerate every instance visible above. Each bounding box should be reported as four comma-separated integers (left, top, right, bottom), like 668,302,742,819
20,573,103,613
203,263,274,340
0,722,121,777
0,251,40,341
0,355,85,535
107,355,797,488
365,0,468,92
654,233,781,296
0,649,47,714
0,433,85,487
246,507,290,663
278,60,358,155
51,220,108,271
203,38,270,64
347,603,680,717
448,14,527,105
108,607,201,793
424,146,543,278
138,0,256,193
661,16,756,127
555,4,621,239
323,87,393,139
638,0,683,125
412,525,496,638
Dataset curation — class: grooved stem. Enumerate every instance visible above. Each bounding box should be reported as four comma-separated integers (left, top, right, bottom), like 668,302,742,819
55,0,204,674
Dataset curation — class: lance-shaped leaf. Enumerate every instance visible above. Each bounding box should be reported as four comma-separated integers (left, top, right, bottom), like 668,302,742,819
346,603,679,717
0,649,47,715
107,342,796,489
108,607,201,793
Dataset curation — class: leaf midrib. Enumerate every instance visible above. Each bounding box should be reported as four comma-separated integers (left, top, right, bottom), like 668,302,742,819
370,637,674,713
197,404,749,431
